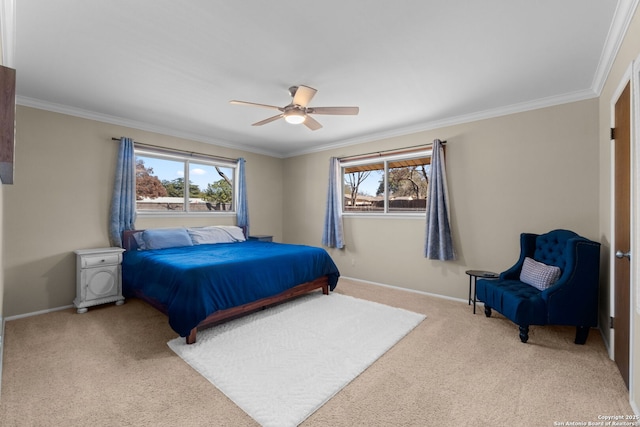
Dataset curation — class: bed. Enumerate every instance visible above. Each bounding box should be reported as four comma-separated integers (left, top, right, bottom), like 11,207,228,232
121,226,340,344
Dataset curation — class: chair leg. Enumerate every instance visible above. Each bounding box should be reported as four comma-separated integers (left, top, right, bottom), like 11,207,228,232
575,326,590,345
519,325,529,343
484,305,492,317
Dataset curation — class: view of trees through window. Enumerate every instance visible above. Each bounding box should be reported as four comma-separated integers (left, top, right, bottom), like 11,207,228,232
135,153,235,213
342,154,431,213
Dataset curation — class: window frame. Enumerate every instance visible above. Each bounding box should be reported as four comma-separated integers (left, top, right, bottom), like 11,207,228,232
134,146,238,217
340,149,432,217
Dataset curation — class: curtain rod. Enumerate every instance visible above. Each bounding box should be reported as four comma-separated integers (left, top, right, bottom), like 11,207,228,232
338,140,446,162
111,137,239,163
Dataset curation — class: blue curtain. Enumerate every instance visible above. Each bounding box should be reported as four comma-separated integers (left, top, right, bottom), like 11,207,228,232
109,137,136,247
425,139,455,260
322,157,344,248
236,157,250,235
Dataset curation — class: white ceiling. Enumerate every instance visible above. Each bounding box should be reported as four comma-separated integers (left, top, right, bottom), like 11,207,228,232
12,1,634,157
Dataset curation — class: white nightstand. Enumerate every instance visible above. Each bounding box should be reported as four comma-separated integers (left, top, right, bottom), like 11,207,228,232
73,247,125,314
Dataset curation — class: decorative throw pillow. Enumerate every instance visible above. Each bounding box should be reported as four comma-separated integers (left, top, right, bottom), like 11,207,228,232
520,257,561,291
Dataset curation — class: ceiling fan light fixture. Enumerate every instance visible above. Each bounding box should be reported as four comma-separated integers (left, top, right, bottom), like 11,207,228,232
284,109,306,124
231,84,358,131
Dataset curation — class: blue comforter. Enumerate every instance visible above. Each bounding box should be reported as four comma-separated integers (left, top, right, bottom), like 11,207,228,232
122,241,340,336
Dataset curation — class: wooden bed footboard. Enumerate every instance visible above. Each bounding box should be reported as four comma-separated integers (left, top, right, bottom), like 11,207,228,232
186,275,330,344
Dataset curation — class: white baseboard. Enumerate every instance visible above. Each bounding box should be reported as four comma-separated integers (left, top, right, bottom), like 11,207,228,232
6,278,462,322
340,275,469,305
343,276,607,337
5,304,74,322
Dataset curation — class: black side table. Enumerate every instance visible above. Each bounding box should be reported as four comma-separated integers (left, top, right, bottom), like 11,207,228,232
248,235,273,242
465,270,499,314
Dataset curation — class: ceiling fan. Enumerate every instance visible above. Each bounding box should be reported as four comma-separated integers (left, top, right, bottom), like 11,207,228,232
230,85,359,131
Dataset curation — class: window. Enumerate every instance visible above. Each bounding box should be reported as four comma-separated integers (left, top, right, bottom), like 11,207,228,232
135,147,237,214
341,150,431,214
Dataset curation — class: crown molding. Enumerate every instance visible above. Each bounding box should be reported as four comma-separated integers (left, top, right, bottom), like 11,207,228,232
0,0,16,67
17,95,283,158
19,84,599,161
283,87,598,158
592,0,640,95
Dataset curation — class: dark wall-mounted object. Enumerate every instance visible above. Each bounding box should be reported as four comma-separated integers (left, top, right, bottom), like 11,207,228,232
0,64,15,185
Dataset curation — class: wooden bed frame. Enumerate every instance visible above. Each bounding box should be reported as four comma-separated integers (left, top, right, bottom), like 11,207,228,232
122,228,330,344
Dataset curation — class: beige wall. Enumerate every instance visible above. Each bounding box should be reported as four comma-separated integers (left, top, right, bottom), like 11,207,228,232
8,99,601,316
3,106,283,317
598,3,640,413
284,99,600,300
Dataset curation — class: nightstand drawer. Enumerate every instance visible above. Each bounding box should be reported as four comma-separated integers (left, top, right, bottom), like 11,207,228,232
81,253,122,268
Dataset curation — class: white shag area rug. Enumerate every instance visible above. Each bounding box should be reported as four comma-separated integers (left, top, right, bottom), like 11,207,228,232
168,292,425,427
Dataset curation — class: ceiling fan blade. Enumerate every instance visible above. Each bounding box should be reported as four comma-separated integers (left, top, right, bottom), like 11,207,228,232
292,85,317,107
308,106,359,115
252,114,283,126
230,100,283,111
303,115,323,131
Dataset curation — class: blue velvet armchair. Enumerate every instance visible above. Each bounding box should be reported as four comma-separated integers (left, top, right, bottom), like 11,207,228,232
475,229,601,344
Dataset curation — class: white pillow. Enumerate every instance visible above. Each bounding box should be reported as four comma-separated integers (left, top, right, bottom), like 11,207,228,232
213,226,246,242
187,226,246,244
520,257,561,291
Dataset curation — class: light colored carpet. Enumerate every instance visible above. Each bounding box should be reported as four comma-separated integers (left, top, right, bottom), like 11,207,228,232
168,292,425,427
0,278,632,426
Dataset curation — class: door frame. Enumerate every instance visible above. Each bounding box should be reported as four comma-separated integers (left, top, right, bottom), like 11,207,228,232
610,61,636,398
633,54,640,318
631,54,640,403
